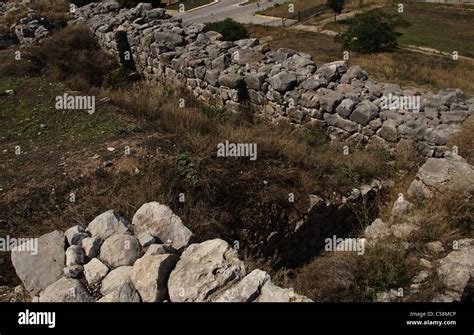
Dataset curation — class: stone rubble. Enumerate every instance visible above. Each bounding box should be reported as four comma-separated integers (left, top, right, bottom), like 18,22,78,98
363,153,474,302
11,202,311,302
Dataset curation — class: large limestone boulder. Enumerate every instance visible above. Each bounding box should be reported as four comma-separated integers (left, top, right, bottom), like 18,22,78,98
84,258,109,286
11,230,66,295
364,218,390,240
267,71,297,92
213,269,270,302
39,278,95,302
132,202,194,250
100,266,141,302
99,234,141,268
350,101,379,125
64,225,89,246
86,210,132,240
255,281,312,302
65,245,86,267
81,236,103,259
131,254,179,302
168,239,245,302
436,239,474,301
408,156,474,200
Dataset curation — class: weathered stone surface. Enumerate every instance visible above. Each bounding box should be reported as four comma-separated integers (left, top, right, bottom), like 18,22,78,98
364,218,390,240
211,54,230,71
440,110,468,124
97,289,140,302
65,225,89,246
86,210,132,240
299,91,320,108
391,222,419,239
301,75,328,90
437,239,474,301
131,254,179,302
426,241,444,254
145,244,178,256
81,236,103,259
154,31,184,47
213,269,270,302
40,278,95,302
101,266,135,296
137,231,155,247
245,72,266,90
11,230,66,295
324,113,359,133
268,71,297,92
168,239,245,302
378,119,398,142
132,202,194,250
336,98,355,117
436,88,465,106
411,156,474,196
248,89,266,105
99,234,141,268
340,65,368,83
63,265,84,278
316,61,346,82
219,73,244,89
65,245,86,266
255,281,312,302
320,91,343,113
350,101,379,125
84,258,109,286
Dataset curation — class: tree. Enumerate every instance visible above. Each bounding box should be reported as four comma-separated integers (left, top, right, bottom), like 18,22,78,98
327,0,345,21
335,10,410,54
205,18,248,42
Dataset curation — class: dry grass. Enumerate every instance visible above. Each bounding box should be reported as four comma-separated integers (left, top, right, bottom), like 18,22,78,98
448,113,474,165
0,0,69,25
291,240,418,301
258,0,392,19
27,25,118,91
247,25,474,96
410,190,474,245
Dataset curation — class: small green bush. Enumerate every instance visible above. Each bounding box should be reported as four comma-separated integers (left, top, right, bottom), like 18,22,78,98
205,18,248,42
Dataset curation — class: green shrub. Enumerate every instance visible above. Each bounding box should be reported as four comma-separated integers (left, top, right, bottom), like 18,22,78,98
174,152,201,187
205,18,248,42
335,10,410,53
200,106,227,119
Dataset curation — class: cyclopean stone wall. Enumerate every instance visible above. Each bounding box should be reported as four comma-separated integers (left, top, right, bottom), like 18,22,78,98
66,2,473,157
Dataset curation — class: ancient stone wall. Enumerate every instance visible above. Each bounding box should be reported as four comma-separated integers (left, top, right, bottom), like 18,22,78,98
67,2,473,157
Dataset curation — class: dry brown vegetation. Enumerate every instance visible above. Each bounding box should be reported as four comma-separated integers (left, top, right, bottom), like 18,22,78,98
1,25,406,292
247,26,474,96
448,113,474,165
0,0,69,33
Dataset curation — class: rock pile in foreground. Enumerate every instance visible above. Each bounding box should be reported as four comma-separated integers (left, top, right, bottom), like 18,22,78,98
363,153,474,302
11,202,311,302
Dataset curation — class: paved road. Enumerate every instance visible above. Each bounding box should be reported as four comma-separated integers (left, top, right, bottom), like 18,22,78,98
173,0,290,25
